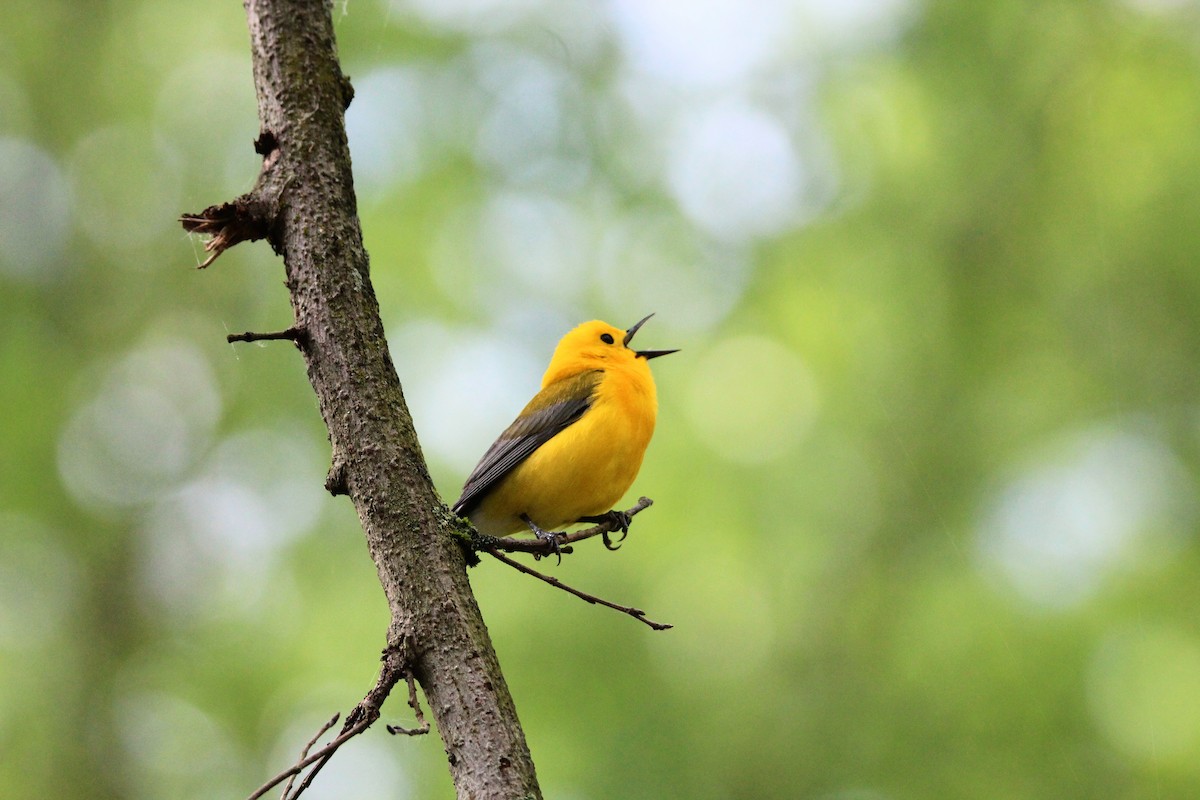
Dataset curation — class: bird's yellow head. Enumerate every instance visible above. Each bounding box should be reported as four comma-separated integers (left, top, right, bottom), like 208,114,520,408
541,314,677,387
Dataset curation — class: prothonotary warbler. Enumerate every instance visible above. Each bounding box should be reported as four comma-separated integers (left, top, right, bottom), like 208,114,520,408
453,314,677,553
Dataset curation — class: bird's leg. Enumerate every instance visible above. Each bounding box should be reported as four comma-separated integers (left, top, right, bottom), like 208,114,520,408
521,514,565,565
577,509,632,550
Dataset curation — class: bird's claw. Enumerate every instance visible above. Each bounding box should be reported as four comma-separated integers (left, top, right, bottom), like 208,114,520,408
594,510,631,550
523,515,565,564
534,528,564,564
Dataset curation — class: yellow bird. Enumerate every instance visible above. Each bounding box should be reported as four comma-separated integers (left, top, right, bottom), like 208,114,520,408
453,315,676,553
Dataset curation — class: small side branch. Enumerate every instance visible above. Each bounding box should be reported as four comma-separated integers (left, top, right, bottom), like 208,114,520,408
386,672,430,737
278,713,339,800
486,549,672,631
246,641,424,800
246,714,373,800
227,326,306,345
181,196,272,268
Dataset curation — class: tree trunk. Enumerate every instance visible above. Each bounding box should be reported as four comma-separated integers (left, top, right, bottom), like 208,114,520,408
193,1,543,797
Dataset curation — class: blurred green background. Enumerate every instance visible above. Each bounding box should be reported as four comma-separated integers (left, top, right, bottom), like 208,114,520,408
4,0,1200,798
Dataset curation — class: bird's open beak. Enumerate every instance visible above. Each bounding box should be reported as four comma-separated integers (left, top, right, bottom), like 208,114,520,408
624,313,679,360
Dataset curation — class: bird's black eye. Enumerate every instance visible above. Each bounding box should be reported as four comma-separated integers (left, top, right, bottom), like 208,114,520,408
600,333,614,344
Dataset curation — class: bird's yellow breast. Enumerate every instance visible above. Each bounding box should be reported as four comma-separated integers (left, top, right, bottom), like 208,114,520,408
469,362,658,535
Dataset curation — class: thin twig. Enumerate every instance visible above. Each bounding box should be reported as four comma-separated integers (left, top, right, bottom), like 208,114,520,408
386,673,431,736
279,713,339,800
283,745,335,800
227,327,304,344
197,248,222,269
247,716,373,800
486,548,672,631
483,497,654,558
247,643,409,800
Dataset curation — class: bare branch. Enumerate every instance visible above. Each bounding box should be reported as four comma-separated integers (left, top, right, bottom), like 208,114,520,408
386,673,431,737
246,643,410,800
227,327,305,345
246,715,373,800
486,548,673,631
279,713,339,800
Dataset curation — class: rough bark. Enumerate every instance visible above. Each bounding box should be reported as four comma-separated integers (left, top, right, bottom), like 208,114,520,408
185,1,542,797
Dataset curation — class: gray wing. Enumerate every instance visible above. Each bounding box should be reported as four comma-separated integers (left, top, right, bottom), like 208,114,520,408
452,370,602,517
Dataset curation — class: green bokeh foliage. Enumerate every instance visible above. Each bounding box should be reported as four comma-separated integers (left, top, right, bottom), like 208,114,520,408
3,1,1200,798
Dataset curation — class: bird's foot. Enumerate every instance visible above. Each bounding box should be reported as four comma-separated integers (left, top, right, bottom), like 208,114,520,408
522,515,565,565
579,509,632,550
